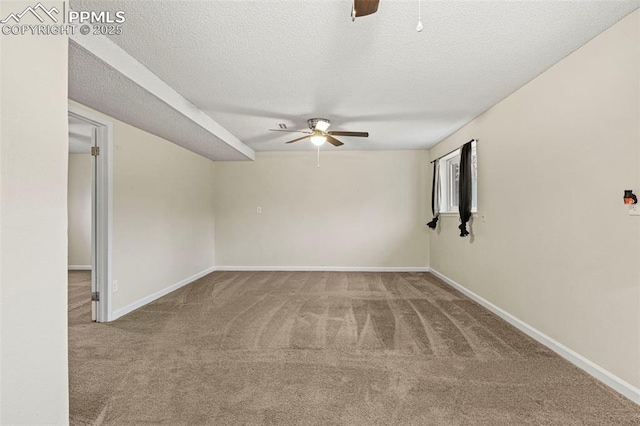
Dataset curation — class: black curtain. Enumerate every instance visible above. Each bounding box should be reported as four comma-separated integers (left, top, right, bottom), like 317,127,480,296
458,141,473,237
427,159,439,229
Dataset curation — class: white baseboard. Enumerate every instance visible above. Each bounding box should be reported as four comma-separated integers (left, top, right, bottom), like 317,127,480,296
111,266,429,320
111,266,217,320
429,268,640,404
215,266,431,272
68,265,92,270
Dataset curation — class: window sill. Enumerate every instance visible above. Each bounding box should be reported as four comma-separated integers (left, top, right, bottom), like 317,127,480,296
439,211,478,216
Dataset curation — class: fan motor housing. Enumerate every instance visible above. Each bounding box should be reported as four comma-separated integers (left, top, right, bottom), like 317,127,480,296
308,118,330,130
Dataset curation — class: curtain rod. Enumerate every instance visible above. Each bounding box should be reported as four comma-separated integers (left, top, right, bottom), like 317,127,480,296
430,139,478,163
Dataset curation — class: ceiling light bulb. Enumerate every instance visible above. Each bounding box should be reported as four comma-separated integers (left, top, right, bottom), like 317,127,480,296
416,20,423,32
310,134,326,146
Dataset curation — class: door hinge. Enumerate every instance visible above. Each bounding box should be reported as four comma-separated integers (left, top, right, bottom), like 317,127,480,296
91,291,100,302
91,146,100,156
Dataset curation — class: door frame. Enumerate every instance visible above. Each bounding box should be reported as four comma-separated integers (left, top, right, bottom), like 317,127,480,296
69,105,114,322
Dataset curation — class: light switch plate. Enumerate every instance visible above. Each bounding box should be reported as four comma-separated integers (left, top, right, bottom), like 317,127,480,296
629,205,640,216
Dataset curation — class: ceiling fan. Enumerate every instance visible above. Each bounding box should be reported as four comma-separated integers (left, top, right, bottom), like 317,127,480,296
351,0,380,20
269,118,369,147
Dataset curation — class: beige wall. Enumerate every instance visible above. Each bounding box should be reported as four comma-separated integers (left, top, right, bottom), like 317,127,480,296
428,11,640,388
214,151,430,268
0,2,70,423
70,101,216,314
68,153,92,267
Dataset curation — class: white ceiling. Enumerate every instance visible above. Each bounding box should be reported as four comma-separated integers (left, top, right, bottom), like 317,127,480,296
70,0,640,156
69,114,93,153
69,39,253,161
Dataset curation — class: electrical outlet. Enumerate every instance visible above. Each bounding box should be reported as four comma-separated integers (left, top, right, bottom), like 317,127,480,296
113,280,118,292
257,207,262,214
629,205,640,216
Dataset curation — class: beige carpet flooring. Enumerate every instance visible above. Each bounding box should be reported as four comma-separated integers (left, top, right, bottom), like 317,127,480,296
68,270,93,326
68,271,640,425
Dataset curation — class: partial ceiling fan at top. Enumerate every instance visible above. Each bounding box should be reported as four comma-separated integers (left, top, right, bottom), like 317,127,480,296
269,118,369,147
351,0,380,21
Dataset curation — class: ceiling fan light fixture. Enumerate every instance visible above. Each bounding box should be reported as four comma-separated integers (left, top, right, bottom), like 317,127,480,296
315,120,331,132
277,119,368,146
310,134,327,146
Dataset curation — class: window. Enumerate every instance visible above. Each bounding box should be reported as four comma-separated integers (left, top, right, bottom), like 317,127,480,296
438,142,477,213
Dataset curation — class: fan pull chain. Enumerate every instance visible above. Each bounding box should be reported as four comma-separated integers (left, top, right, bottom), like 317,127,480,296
417,0,424,32
317,145,320,168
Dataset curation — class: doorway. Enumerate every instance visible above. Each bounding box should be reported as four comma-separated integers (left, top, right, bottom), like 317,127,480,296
68,106,113,322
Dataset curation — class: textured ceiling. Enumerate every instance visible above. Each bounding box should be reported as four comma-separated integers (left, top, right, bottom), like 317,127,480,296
69,41,251,160
70,0,640,154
